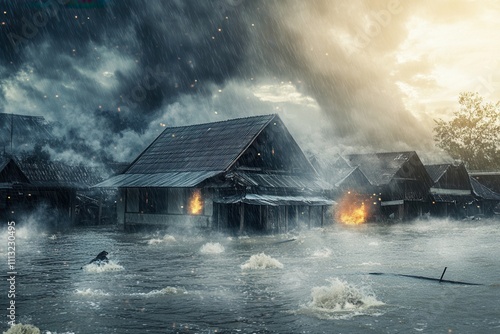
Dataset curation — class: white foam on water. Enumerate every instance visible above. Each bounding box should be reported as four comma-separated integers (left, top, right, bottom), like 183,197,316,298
312,247,332,258
129,286,188,297
75,288,110,297
48,234,58,240
359,262,382,266
200,242,225,254
147,234,177,245
3,323,41,334
298,278,384,320
240,253,284,270
81,261,124,273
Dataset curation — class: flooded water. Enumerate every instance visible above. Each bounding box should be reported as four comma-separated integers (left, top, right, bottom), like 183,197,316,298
1,218,500,333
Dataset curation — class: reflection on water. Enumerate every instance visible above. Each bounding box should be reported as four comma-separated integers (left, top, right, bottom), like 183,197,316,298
1,218,500,333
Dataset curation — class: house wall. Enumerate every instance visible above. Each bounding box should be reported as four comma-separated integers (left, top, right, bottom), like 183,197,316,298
121,187,213,230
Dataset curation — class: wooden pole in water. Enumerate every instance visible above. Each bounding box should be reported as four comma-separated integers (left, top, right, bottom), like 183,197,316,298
439,267,448,282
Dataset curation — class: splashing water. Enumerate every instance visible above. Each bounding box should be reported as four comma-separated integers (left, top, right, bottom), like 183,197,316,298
130,286,188,297
240,253,284,270
75,288,110,297
147,234,177,245
3,324,41,334
81,261,124,273
312,247,332,258
301,278,384,319
200,242,225,254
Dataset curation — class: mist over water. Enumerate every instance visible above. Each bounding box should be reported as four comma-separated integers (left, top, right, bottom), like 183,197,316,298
1,218,500,333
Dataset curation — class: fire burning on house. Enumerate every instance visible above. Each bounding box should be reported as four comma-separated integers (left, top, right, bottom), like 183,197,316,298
334,192,368,225
188,189,203,215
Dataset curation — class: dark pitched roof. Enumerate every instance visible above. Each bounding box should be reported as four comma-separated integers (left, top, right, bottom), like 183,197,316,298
425,164,450,183
470,177,500,201
11,159,104,189
343,151,417,186
124,114,276,174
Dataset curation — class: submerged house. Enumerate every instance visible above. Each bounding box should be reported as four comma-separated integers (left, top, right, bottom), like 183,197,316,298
469,176,500,216
342,151,433,220
425,163,475,218
95,114,333,233
0,156,105,225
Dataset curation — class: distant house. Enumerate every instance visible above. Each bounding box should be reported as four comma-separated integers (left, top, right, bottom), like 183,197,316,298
0,156,106,225
469,176,500,216
469,171,500,194
424,164,475,218
342,151,433,220
95,114,333,233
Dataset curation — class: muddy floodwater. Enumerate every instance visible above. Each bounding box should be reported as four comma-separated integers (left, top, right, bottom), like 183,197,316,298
1,218,500,333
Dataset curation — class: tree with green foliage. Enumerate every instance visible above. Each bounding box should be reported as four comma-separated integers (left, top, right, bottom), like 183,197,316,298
434,92,500,170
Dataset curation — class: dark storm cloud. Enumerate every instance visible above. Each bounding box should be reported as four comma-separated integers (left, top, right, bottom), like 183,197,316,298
2,0,470,166
0,0,253,163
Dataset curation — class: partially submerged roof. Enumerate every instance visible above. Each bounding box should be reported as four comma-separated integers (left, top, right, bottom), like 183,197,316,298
343,151,420,186
470,177,500,201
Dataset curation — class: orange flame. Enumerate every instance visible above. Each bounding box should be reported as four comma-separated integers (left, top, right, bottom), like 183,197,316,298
335,192,367,225
188,189,203,215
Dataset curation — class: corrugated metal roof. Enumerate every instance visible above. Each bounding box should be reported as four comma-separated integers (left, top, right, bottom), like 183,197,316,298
124,114,276,174
227,171,329,190
93,171,221,188
470,177,500,201
425,164,450,183
214,193,334,206
343,151,416,186
430,193,476,204
14,159,104,189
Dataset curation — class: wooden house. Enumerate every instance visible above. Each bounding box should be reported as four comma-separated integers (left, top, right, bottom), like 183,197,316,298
469,176,500,217
342,151,433,220
424,163,475,218
0,156,105,226
469,171,500,194
95,114,333,233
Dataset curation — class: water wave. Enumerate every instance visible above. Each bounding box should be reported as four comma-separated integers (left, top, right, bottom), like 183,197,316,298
81,261,124,273
312,247,332,258
200,242,225,254
240,253,284,270
147,234,176,245
298,278,384,319
130,286,188,297
75,288,110,296
3,323,41,334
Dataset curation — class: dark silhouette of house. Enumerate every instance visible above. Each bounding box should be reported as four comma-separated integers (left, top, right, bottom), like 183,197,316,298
469,176,500,217
425,163,475,218
0,156,107,226
95,114,332,233
342,151,433,220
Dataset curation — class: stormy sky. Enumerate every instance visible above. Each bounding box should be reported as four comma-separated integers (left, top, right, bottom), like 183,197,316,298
1,0,499,166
